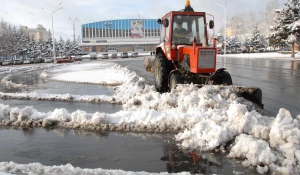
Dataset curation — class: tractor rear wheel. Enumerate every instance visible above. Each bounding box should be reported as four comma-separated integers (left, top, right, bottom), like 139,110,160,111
154,53,173,92
169,71,183,90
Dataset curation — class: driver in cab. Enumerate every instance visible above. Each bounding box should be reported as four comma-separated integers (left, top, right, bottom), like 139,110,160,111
173,22,189,43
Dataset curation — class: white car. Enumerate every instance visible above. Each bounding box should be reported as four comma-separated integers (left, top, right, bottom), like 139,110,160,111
2,59,13,66
44,57,54,63
130,52,139,58
101,53,109,59
121,52,128,58
23,58,34,64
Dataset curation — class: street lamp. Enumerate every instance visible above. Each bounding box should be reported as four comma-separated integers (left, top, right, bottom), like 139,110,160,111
42,3,63,62
69,17,80,42
212,0,227,56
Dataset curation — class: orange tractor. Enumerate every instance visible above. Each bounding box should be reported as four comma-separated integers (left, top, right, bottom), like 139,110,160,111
144,0,263,108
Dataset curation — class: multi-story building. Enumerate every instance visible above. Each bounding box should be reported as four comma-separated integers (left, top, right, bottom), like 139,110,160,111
21,24,50,42
79,19,161,53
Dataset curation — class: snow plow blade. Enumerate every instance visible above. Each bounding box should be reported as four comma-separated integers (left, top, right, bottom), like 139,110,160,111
144,57,155,73
144,57,263,108
231,86,263,109
197,85,263,109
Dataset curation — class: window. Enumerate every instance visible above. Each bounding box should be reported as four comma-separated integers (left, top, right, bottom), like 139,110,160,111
172,15,205,45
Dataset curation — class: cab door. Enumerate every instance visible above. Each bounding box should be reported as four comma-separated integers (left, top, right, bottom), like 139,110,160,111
162,15,172,60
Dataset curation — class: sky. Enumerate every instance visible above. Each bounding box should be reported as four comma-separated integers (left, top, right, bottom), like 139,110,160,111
0,52,300,174
0,0,286,41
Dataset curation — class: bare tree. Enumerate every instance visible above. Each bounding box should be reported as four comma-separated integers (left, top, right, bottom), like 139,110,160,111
228,14,247,41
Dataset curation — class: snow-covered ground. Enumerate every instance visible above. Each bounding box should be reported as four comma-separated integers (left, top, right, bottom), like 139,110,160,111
0,54,300,175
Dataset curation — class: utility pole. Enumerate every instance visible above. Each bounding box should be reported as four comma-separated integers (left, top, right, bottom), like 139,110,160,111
69,17,80,42
212,0,227,55
42,3,63,62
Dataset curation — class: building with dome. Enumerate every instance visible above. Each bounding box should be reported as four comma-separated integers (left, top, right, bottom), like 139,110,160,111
21,24,50,42
79,19,161,53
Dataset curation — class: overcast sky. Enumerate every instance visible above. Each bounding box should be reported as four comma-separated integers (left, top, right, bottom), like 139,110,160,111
0,0,286,40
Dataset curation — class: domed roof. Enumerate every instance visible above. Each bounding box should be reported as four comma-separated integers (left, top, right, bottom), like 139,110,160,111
36,24,44,29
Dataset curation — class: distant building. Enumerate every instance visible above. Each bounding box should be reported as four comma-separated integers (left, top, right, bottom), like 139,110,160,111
80,19,161,53
21,24,50,42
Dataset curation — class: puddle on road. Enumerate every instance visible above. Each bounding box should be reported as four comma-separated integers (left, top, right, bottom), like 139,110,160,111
1,71,115,96
0,127,260,174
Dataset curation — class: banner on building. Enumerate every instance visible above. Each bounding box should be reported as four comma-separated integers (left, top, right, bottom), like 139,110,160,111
130,20,144,38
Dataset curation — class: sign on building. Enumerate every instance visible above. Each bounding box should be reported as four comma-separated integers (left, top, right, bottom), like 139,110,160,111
226,28,232,37
130,20,144,38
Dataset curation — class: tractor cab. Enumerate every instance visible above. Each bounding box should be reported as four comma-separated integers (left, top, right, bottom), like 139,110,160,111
156,0,216,74
163,13,208,46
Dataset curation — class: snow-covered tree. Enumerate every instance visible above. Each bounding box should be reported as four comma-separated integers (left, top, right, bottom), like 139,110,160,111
269,0,300,58
56,36,65,56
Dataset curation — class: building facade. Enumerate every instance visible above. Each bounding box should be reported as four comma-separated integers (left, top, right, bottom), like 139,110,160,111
21,24,50,42
79,19,161,53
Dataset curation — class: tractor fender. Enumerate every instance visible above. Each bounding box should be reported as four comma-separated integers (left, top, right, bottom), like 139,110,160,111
215,68,226,73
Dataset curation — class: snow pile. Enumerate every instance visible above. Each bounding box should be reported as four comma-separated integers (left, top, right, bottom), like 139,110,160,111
1,76,32,90
43,62,130,85
0,92,119,104
0,161,190,175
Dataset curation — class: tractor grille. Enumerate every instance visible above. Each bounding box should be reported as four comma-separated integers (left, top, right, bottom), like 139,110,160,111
198,49,215,68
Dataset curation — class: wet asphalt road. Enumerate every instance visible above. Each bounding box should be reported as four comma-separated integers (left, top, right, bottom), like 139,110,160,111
0,56,299,174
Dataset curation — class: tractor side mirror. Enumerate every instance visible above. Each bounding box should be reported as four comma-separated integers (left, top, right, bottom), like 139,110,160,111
157,18,162,24
217,36,224,43
209,20,214,29
163,19,169,27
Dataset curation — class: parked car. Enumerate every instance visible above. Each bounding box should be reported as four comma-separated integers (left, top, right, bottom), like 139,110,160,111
217,49,224,55
89,53,97,60
71,55,82,61
34,56,43,63
121,52,128,58
13,57,24,65
130,52,139,58
101,53,109,59
56,56,74,63
44,57,54,63
0,57,4,65
23,57,34,64
2,59,13,66
109,53,118,59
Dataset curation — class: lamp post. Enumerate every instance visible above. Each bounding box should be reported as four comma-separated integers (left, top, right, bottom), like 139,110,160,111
212,0,227,56
69,17,79,42
42,3,63,62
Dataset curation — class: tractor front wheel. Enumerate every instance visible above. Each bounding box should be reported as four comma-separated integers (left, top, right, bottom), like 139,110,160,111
209,69,233,85
154,53,173,92
221,70,233,85
169,71,183,90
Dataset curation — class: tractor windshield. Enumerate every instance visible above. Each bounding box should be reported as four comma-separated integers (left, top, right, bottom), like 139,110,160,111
172,15,206,45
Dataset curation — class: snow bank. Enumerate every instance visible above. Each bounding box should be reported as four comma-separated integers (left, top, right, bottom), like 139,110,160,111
0,161,190,175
